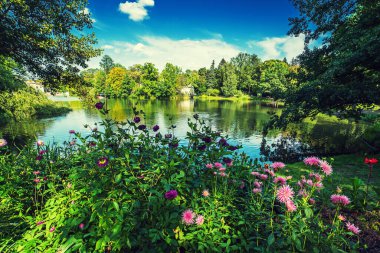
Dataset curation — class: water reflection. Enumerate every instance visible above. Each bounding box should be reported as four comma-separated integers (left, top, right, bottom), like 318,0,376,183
0,99,370,160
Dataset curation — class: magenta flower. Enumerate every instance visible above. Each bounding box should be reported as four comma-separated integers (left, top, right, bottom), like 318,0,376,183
39,150,46,155
273,177,287,185
308,198,316,205
79,223,85,229
95,102,104,109
346,222,361,234
33,178,40,183
219,167,226,172
271,162,285,170
0,138,7,147
226,161,233,167
331,194,350,206
97,157,109,167
285,200,297,212
195,215,204,226
254,181,262,188
304,157,321,166
319,160,333,175
219,172,227,177
264,169,275,177
251,171,260,177
49,226,55,232
164,190,178,200
69,130,76,134
33,171,41,175
214,162,223,168
182,209,195,225
276,185,294,203
260,174,268,180
36,221,45,226
253,188,262,194
206,163,213,169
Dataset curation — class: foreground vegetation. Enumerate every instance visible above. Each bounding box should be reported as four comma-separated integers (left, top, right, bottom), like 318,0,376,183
0,105,378,252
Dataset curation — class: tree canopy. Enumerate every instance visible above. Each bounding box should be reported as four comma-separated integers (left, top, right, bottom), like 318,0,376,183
0,0,101,87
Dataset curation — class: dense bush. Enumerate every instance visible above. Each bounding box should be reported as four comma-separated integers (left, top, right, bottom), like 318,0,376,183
0,105,363,252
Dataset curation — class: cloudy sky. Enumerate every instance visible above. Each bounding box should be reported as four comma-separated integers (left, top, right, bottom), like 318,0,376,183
86,0,305,70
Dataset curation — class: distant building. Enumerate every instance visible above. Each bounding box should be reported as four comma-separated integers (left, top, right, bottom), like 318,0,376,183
26,80,44,92
179,86,194,96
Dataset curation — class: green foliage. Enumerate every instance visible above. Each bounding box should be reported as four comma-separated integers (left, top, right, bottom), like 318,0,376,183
0,109,368,252
0,56,25,92
0,0,101,87
100,55,115,75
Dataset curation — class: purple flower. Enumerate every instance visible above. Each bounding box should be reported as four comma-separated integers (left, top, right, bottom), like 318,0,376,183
97,157,109,167
202,137,212,143
137,124,146,130
164,190,178,200
198,144,206,151
95,102,104,109
36,155,43,161
69,130,76,134
133,116,141,123
165,134,172,139
218,138,227,145
170,142,179,148
223,157,232,164
228,146,238,151
153,125,160,132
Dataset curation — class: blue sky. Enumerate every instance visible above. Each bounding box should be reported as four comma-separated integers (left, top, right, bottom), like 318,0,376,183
86,0,305,70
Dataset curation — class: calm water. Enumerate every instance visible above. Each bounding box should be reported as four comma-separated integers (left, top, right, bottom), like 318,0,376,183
0,98,369,160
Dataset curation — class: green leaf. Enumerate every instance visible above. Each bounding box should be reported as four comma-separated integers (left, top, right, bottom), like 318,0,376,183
267,233,275,246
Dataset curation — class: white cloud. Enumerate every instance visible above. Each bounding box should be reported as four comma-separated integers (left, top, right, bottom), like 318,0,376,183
119,0,155,22
87,36,240,70
83,7,90,15
248,34,305,61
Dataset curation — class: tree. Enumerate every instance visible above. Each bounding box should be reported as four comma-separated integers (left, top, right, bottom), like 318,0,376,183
159,63,182,97
272,0,380,128
206,60,218,89
258,60,290,98
106,67,127,97
93,70,106,93
100,55,115,75
220,63,238,97
0,56,25,92
0,0,101,87
231,53,261,94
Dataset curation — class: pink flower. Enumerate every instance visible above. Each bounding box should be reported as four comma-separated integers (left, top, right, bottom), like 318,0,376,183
206,164,213,169
298,189,308,198
309,173,322,182
314,182,323,189
33,171,41,175
182,209,195,225
39,150,46,155
202,190,210,197
338,215,346,221
304,157,320,166
239,181,245,189
49,226,55,232
306,179,313,186
260,174,268,180
219,167,226,172
319,160,333,175
254,181,262,188
79,223,85,229
273,177,287,185
264,169,275,177
271,162,285,170
36,221,45,226
285,200,297,212
331,194,351,206
276,185,294,203
36,140,44,146
213,172,217,175
346,222,360,234
0,138,7,147
251,171,260,177
214,162,223,168
69,130,76,134
226,162,233,167
219,172,226,177
33,178,40,183
308,198,316,205
253,188,262,194
195,215,204,226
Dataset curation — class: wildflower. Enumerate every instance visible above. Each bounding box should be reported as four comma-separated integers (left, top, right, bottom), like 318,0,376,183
276,185,294,203
165,134,172,139
308,198,316,205
88,141,96,147
67,183,72,189
33,171,41,175
254,181,262,188
206,163,213,169
182,209,195,225
133,116,141,123
219,167,226,172
92,127,98,132
0,138,7,147
309,172,322,182
43,176,48,181
202,137,212,143
253,188,262,194
195,215,204,226
298,189,308,198
39,150,46,155
169,142,179,148
285,200,297,212
271,162,286,170
49,226,55,232
218,138,227,145
223,157,232,164
338,215,346,221
219,172,227,177
228,146,238,151
306,179,313,186
336,186,342,193
36,140,44,146
69,130,76,134
319,160,333,175
214,162,223,168
36,221,45,226
273,177,287,185
264,169,275,177
365,157,378,165
153,125,160,132
226,161,233,167
346,222,361,234
95,102,104,109
213,172,217,175
164,190,178,200
330,194,350,206
79,223,85,229
33,178,40,183
314,182,323,189
97,157,109,167
304,157,320,166
198,145,206,151
137,124,146,130
251,171,260,177
202,190,210,197
260,174,268,180
239,181,245,189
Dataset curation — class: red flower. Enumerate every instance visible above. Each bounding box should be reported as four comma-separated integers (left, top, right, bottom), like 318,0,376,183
365,158,378,165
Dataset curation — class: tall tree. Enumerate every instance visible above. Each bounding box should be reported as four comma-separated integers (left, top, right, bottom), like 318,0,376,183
100,55,114,75
0,0,101,87
272,0,380,128
159,63,182,97
206,60,218,89
220,63,238,97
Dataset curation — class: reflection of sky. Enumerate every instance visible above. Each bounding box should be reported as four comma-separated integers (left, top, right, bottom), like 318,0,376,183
34,99,279,159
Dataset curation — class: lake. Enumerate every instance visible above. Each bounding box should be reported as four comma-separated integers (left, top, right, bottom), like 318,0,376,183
0,98,370,161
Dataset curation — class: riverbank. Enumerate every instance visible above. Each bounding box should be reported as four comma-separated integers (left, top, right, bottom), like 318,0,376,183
195,95,285,107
